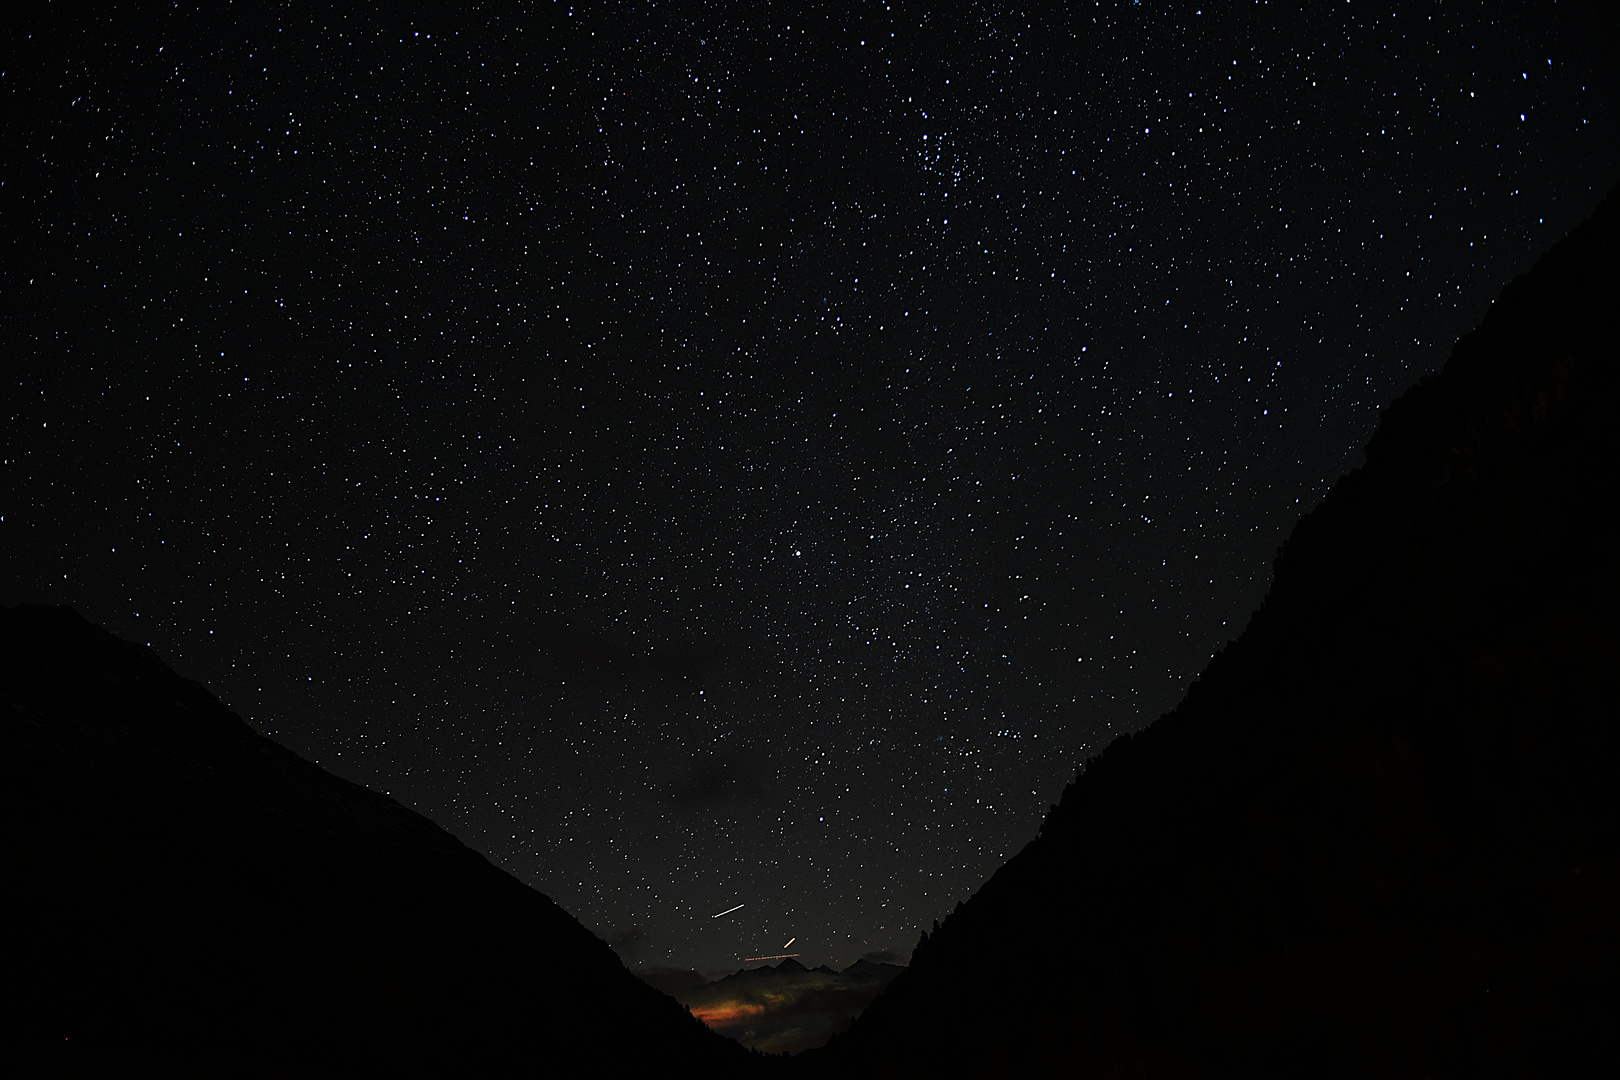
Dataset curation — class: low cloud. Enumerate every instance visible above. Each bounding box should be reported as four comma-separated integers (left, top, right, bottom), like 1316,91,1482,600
639,958,904,1055
660,756,767,812
607,927,648,962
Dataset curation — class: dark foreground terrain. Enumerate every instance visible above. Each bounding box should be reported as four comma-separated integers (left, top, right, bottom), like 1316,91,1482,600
3,603,759,1078
804,186,1620,1077
8,187,1616,1077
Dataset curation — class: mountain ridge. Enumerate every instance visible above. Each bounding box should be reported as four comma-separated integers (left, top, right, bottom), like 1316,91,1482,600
807,184,1620,1077
3,603,760,1077
7,177,1615,1077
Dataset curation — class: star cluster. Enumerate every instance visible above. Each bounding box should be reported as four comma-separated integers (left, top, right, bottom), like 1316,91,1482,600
3,1,1615,974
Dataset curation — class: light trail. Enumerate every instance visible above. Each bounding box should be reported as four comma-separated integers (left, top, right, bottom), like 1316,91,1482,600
782,937,796,949
710,903,745,919
743,954,801,962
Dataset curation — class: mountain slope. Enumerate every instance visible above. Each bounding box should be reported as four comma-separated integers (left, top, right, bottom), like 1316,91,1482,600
809,187,1620,1078
2,604,761,1077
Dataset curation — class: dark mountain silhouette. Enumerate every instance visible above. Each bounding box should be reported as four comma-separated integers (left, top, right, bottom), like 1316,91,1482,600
2,605,762,1078
5,188,1613,1080
807,186,1620,1079
706,957,903,990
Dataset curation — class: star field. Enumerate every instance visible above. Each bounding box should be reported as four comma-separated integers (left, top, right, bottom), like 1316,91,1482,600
3,1,1615,975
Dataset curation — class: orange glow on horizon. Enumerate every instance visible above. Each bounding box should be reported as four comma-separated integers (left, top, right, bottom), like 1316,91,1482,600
692,1000,771,1026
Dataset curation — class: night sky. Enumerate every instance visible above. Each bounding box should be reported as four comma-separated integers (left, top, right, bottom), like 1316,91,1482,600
4,1,1616,978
